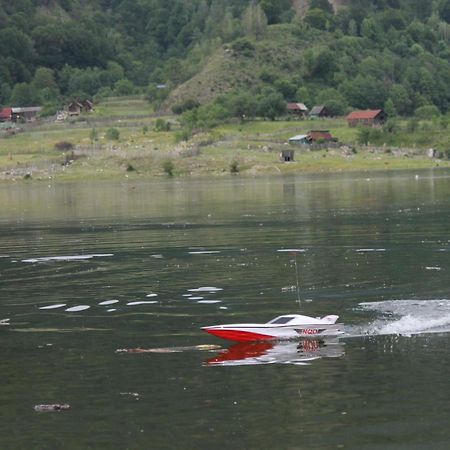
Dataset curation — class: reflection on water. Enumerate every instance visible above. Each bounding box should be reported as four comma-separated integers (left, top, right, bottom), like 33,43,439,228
1,171,450,449
205,338,345,366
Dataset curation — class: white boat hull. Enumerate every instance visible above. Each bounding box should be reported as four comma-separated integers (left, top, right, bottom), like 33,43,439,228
202,314,343,342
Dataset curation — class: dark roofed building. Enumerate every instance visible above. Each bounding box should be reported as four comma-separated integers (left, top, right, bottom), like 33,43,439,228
67,100,94,116
309,105,330,118
346,109,386,127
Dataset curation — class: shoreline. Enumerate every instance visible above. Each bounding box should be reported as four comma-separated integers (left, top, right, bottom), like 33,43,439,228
1,155,448,184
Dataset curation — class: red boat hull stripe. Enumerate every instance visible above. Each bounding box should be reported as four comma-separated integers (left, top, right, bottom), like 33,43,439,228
204,328,275,342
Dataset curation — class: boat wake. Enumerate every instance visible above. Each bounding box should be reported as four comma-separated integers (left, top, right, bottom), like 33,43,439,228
354,299,450,337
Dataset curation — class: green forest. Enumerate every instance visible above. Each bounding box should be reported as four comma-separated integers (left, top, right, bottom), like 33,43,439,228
1,0,450,120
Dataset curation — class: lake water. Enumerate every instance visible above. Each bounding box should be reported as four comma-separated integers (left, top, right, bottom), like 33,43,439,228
1,170,450,449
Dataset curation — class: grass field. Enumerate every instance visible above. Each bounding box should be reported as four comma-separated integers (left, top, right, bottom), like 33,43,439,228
0,96,449,182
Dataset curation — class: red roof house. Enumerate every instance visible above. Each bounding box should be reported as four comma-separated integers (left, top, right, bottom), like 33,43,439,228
0,107,12,122
346,109,386,127
308,130,334,142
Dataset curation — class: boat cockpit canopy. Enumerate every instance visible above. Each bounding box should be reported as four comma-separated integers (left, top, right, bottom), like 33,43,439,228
268,315,296,324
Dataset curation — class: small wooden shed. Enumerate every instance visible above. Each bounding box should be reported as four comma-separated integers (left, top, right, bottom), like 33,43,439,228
67,100,94,116
288,134,309,145
287,103,308,118
280,149,295,162
11,107,42,122
309,105,330,118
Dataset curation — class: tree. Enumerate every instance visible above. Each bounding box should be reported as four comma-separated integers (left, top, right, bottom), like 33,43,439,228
32,67,60,103
304,8,330,30
260,0,292,24
274,78,297,100
361,17,384,42
439,0,450,22
308,49,337,82
243,1,268,40
309,0,334,14
114,79,135,96
0,27,34,63
389,84,413,115
339,75,388,109
316,88,348,116
257,89,285,120
10,82,37,106
384,98,397,117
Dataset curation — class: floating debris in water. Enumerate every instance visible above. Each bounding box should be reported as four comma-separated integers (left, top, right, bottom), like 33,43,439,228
281,286,297,292
0,318,10,326
34,404,70,412
116,344,221,354
182,294,192,297
189,297,204,300
145,293,158,297
277,249,307,253
151,254,163,259
188,287,223,292
197,300,222,304
107,309,117,312
120,392,140,400
65,305,90,312
188,251,221,255
126,301,158,306
39,304,67,310
98,300,119,306
355,249,386,253
425,266,442,271
22,254,114,263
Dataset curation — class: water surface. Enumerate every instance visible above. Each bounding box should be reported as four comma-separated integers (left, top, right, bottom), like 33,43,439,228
1,170,450,449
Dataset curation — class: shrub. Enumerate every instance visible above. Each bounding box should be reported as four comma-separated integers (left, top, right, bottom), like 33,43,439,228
415,104,441,119
231,38,255,56
230,160,240,174
174,128,192,143
113,79,135,96
54,141,74,151
155,118,171,131
162,160,174,176
406,118,419,132
172,99,200,115
357,127,382,145
90,128,98,143
106,128,120,140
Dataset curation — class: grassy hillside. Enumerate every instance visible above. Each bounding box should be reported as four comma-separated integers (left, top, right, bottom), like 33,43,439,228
167,25,317,109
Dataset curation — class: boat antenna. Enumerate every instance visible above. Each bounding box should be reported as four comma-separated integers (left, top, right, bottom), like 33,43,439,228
292,250,301,309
